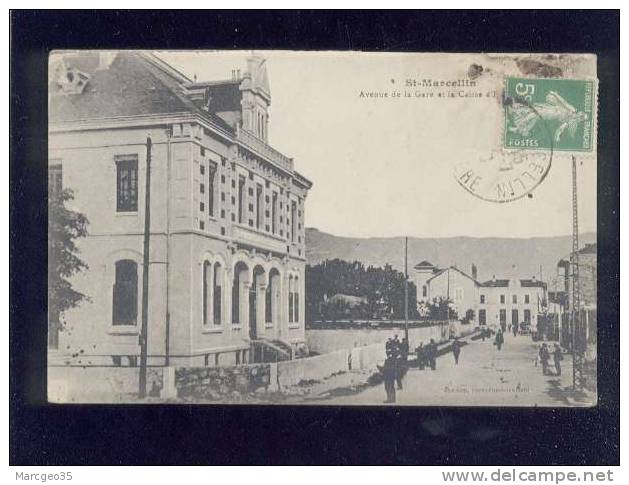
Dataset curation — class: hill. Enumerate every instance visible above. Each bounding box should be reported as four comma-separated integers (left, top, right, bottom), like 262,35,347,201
305,228,596,284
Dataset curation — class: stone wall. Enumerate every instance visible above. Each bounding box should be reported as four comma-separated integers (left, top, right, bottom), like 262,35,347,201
277,349,349,388
306,321,464,354
174,364,271,400
48,366,163,403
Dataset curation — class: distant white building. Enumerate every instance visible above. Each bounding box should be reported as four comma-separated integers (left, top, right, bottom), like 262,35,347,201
413,261,547,329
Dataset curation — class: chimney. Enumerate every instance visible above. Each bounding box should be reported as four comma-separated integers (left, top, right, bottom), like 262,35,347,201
471,264,478,281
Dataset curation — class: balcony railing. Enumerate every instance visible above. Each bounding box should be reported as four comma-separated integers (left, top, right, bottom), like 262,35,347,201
232,224,287,254
236,126,294,172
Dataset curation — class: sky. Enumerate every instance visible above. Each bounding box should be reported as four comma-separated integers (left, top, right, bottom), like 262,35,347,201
157,51,597,239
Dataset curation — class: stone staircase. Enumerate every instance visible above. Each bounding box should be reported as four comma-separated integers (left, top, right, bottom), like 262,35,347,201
250,338,293,363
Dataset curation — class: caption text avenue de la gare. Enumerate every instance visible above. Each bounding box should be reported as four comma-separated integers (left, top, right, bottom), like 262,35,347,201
359,77,492,99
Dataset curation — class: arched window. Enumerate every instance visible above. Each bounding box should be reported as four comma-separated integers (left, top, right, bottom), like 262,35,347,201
213,262,222,325
288,275,294,323
265,283,272,323
293,276,300,323
112,260,138,326
266,268,279,325
202,261,211,325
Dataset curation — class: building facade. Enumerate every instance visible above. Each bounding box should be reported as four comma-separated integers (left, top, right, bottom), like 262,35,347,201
413,261,480,321
553,243,597,349
48,51,312,366
413,261,547,329
477,277,547,332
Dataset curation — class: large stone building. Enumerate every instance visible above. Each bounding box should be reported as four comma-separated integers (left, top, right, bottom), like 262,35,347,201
413,261,547,330
48,51,312,366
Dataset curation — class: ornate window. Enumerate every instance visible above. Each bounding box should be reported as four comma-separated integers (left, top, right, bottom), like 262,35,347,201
213,263,222,325
208,162,217,217
288,275,294,323
293,276,300,323
115,155,138,212
202,261,211,325
112,260,138,325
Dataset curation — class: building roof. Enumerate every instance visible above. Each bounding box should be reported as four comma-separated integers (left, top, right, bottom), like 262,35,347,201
480,278,546,288
186,79,242,113
414,260,436,270
520,279,546,288
49,51,312,183
50,52,193,122
49,51,235,133
427,266,480,285
481,279,510,287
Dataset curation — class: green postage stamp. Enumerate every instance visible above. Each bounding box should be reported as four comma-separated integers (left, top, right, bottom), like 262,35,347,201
504,77,596,152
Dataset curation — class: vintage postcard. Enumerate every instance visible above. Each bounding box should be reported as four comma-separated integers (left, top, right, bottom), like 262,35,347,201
47,50,598,406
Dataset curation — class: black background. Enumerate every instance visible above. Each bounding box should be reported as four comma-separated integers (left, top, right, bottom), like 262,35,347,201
10,10,620,465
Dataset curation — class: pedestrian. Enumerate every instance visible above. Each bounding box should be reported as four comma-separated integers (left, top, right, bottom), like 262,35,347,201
392,335,401,355
494,329,504,351
401,337,409,360
553,343,563,376
385,337,394,354
480,327,486,342
451,338,461,365
395,352,406,390
377,350,397,403
512,321,518,337
539,343,550,375
500,320,506,333
429,338,437,370
416,343,425,370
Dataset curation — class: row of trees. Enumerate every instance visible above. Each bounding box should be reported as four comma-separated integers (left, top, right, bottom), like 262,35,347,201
305,259,462,323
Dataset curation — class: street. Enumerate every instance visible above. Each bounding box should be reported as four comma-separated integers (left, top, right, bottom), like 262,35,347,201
302,332,596,407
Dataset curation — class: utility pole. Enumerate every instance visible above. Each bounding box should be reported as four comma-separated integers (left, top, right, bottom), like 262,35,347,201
404,237,409,343
570,155,583,391
139,135,152,398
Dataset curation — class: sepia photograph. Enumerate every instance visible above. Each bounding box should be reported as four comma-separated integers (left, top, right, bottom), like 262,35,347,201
47,49,599,407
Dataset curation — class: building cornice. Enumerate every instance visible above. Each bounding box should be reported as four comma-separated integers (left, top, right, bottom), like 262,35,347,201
49,111,235,144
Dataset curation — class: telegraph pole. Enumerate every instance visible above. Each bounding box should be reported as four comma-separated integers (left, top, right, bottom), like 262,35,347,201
570,155,583,391
139,135,152,398
404,237,409,343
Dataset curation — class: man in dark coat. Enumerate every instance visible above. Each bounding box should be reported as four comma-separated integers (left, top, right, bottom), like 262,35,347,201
512,321,519,337
495,329,504,351
416,343,426,370
401,337,409,360
395,338,409,390
378,350,398,403
428,338,437,370
539,343,551,375
451,338,462,365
